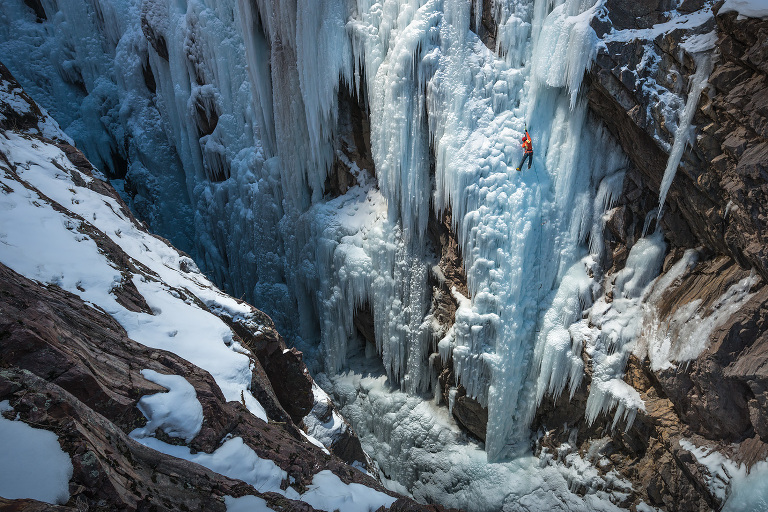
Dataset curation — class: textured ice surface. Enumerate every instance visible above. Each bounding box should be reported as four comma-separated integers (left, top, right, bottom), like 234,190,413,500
324,351,629,512
579,231,667,429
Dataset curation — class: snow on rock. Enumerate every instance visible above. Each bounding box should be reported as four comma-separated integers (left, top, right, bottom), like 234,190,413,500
134,424,397,512
304,382,354,451
637,257,760,371
0,126,268,422
224,495,274,512
0,64,72,143
131,370,204,443
681,439,768,510
133,435,291,496
0,400,73,505
720,0,768,19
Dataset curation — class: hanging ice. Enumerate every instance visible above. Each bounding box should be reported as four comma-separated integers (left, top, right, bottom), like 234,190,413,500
656,50,714,221
0,0,632,462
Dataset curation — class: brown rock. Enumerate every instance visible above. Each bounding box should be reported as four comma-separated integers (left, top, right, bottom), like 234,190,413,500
0,261,412,510
354,301,377,346
587,4,768,296
451,387,488,442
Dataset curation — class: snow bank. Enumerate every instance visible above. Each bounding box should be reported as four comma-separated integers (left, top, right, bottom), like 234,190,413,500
135,435,291,495
0,132,267,422
0,400,73,504
131,370,204,443
720,0,768,19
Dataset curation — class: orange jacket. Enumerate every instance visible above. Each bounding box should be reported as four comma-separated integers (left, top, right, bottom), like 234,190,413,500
521,131,533,154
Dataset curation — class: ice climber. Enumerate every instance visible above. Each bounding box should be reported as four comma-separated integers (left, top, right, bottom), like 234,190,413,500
516,130,533,171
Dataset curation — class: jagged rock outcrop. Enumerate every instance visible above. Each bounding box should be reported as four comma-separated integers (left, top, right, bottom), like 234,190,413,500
589,1,768,278
529,3,768,510
0,263,322,511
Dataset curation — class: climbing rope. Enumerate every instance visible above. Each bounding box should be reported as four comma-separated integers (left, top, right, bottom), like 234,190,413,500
533,156,543,336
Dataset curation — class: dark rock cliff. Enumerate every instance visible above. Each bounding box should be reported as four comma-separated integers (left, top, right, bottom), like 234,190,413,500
529,3,768,510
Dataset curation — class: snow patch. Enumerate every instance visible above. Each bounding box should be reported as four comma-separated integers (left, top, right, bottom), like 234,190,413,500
0,400,73,505
720,0,768,19
681,438,768,510
225,495,273,512
0,132,267,422
131,370,204,443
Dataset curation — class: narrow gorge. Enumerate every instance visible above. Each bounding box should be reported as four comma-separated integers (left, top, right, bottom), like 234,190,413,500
1,0,767,510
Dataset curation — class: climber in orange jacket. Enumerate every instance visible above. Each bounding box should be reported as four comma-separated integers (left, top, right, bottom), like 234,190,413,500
516,130,533,171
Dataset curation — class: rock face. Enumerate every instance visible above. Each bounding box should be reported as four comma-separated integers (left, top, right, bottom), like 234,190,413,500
427,206,490,441
0,263,319,511
589,2,768,279
528,3,768,510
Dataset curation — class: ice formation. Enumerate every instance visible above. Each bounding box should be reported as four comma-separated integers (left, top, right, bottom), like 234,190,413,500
325,353,629,512
0,0,743,509
655,50,714,222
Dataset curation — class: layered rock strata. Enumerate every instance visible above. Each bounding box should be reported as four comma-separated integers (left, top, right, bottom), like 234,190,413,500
529,3,768,510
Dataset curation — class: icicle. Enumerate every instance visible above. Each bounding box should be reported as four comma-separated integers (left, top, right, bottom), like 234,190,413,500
656,52,714,221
